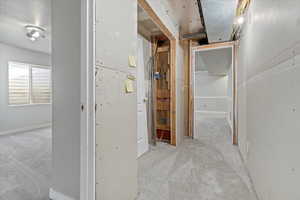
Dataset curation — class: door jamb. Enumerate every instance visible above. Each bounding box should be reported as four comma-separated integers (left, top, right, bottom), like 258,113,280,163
80,0,95,199
188,41,238,145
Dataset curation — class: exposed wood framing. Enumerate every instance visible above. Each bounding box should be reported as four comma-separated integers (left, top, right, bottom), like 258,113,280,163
191,41,235,50
189,41,238,144
151,37,158,145
157,46,170,53
182,40,189,136
170,40,176,145
233,42,238,145
139,0,177,145
237,0,251,16
188,40,193,137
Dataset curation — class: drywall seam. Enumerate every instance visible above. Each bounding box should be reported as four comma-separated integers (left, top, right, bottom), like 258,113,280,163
95,0,137,199
237,40,300,89
0,123,51,136
49,188,75,200
237,54,298,90
236,0,300,199
96,64,132,75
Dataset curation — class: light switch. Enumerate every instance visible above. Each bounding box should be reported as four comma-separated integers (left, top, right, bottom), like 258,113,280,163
128,55,137,68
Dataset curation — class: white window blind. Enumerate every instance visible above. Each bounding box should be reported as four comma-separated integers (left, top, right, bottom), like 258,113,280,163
8,62,51,105
31,67,51,104
8,63,30,105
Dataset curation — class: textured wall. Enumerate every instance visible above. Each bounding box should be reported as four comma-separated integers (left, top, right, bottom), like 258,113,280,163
95,0,138,199
237,0,300,199
0,43,51,134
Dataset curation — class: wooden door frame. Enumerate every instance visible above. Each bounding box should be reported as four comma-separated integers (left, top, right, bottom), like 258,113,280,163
138,0,177,145
188,41,238,145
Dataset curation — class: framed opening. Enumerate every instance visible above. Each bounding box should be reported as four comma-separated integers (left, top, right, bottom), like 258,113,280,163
138,0,177,146
189,42,237,145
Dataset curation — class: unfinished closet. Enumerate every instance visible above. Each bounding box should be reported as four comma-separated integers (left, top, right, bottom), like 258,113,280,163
138,1,177,147
152,37,172,144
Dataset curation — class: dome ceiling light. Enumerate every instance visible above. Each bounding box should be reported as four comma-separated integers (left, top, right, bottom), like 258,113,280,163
25,25,46,42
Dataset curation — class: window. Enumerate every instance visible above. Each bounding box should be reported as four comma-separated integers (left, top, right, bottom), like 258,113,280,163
8,62,51,105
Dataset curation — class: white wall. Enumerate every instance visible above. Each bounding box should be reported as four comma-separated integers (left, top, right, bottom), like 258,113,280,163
194,71,228,119
0,42,51,134
51,0,81,199
195,71,228,97
227,64,233,130
237,0,300,199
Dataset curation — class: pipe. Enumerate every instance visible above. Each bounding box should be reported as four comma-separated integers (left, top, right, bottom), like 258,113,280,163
181,32,206,41
196,0,209,44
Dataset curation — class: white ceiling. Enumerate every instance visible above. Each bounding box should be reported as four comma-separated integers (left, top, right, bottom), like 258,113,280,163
0,0,51,54
195,47,232,75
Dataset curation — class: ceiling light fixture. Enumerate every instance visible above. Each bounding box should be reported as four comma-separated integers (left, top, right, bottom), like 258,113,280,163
25,25,46,42
236,16,245,25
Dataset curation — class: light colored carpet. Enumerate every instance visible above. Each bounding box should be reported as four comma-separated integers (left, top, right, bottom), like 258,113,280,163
137,118,258,200
0,119,258,200
0,128,51,200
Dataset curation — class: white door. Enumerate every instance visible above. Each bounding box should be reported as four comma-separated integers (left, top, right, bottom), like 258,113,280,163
137,36,149,157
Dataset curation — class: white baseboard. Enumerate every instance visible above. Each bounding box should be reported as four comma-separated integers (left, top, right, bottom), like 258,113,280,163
0,123,51,136
49,188,75,200
195,111,227,119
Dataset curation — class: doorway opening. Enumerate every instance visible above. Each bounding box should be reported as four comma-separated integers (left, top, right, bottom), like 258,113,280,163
137,0,177,158
190,42,237,144
0,0,52,199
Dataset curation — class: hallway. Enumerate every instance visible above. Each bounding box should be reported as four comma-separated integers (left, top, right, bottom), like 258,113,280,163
137,118,257,200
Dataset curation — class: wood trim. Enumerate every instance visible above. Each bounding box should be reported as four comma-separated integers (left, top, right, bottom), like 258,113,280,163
188,40,194,137
170,39,176,145
138,0,176,41
182,40,189,136
190,41,238,145
233,43,238,145
191,41,235,51
157,46,170,53
151,37,158,145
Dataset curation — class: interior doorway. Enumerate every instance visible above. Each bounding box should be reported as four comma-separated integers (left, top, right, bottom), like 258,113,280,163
137,0,177,148
0,0,52,199
190,42,237,144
